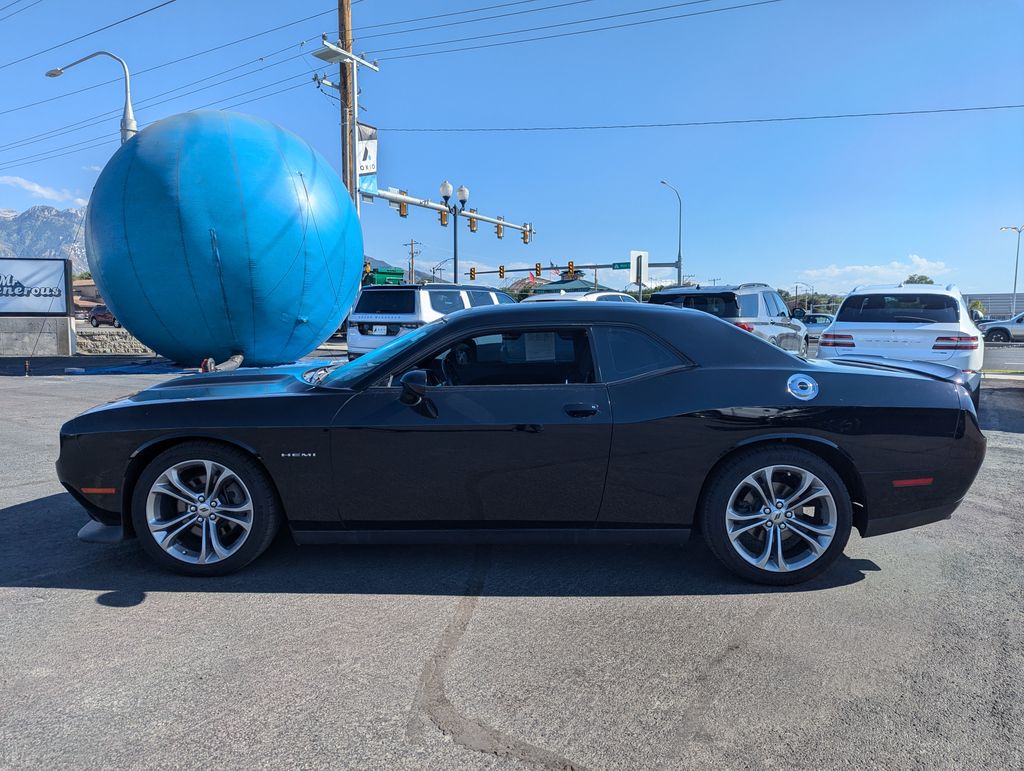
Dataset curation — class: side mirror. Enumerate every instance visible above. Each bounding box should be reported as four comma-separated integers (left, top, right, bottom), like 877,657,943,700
399,369,430,406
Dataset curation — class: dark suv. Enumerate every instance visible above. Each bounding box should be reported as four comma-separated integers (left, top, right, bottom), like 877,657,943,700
649,283,808,354
88,305,120,328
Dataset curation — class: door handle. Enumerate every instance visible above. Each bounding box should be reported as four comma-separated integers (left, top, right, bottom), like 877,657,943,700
564,403,599,418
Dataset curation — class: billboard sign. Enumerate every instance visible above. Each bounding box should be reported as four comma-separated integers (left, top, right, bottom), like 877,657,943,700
0,258,70,316
356,122,378,195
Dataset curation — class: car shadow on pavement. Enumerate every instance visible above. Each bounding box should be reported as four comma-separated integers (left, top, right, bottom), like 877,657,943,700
1,493,880,603
979,385,1024,433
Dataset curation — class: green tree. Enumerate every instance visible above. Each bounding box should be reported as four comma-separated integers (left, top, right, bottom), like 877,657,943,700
969,299,987,316
72,270,92,280
904,274,934,284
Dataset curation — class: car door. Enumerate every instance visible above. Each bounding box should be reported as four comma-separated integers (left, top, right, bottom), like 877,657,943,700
765,291,800,350
330,325,612,525
590,325,704,525
1013,315,1024,341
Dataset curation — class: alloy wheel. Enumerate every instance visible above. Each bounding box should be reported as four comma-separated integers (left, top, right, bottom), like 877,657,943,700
725,464,837,573
145,459,254,565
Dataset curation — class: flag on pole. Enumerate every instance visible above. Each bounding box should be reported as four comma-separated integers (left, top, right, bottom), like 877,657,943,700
549,262,560,277
527,273,536,283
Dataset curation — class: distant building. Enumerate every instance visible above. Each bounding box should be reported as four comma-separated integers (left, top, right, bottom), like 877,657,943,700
963,293,1024,318
72,279,103,314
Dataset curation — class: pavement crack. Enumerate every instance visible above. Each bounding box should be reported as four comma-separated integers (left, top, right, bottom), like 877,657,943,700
407,546,587,770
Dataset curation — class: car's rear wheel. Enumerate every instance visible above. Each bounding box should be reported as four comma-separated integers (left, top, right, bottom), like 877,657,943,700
131,442,281,576
701,447,852,585
986,329,1009,343
113,319,121,328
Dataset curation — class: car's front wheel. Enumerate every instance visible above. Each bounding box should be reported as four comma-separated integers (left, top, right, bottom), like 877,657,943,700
131,442,281,576
701,447,852,585
986,329,1009,343
113,319,121,328
89,317,98,327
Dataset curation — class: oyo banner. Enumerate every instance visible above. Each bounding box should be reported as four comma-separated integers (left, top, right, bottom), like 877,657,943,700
357,122,378,195
0,258,68,315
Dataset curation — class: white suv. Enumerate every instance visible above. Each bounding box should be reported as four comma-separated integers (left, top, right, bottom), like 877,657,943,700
520,290,639,303
818,284,983,397
347,284,516,358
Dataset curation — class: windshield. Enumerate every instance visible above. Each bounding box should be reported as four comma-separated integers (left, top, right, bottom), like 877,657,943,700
319,321,441,388
836,293,959,324
354,289,416,315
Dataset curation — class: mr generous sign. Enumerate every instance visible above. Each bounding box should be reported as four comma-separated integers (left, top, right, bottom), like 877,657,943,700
0,272,63,298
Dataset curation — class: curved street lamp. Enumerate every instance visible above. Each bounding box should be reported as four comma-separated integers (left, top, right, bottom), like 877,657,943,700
1000,225,1023,316
440,180,470,281
46,51,137,144
660,179,683,286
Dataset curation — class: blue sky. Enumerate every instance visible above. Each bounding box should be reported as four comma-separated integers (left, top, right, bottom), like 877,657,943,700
0,0,1021,293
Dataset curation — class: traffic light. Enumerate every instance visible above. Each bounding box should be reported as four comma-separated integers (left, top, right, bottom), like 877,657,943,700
469,267,477,281
439,209,449,227
398,190,408,218
467,209,478,233
363,261,372,275
522,225,531,245
495,216,504,239
567,260,574,275
535,262,542,278
498,265,505,280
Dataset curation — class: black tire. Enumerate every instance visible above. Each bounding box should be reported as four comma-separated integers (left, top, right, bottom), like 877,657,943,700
986,329,1009,343
799,336,808,357
130,441,282,576
113,319,121,328
701,446,853,585
89,317,99,327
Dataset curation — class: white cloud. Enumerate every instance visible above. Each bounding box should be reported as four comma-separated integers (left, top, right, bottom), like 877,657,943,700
0,175,86,206
799,254,950,294
82,165,102,172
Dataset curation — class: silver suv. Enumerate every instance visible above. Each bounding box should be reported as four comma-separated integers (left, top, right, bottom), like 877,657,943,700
649,283,808,354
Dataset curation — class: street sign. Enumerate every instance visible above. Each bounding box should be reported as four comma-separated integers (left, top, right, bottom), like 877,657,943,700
612,262,630,270
629,250,649,287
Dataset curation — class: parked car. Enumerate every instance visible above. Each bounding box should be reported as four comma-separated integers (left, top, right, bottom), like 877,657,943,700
649,283,809,354
346,284,516,358
58,303,984,585
88,305,120,328
521,290,639,303
817,284,983,405
799,312,836,341
977,311,1024,342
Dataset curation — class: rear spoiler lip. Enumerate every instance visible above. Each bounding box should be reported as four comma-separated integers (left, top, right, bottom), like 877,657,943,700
828,355,979,390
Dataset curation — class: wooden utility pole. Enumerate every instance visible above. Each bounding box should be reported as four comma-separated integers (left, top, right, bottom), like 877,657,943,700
404,239,420,283
338,0,354,199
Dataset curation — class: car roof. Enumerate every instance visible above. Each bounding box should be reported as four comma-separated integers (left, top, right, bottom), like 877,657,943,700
846,283,963,297
652,283,771,296
362,283,507,293
521,291,627,301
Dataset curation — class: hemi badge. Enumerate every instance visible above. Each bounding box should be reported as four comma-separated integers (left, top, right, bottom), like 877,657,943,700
81,487,117,494
892,478,934,488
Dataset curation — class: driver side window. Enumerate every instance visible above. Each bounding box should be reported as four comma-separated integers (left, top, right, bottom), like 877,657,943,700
410,328,595,387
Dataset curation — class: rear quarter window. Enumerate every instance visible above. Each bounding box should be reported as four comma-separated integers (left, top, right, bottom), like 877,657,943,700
427,290,467,314
595,327,685,381
657,293,742,318
467,290,495,308
837,294,959,324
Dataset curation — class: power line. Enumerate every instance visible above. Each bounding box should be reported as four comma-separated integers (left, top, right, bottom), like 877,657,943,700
0,47,312,153
375,0,782,61
0,0,29,12
356,0,597,42
0,14,329,118
380,103,1024,132
0,0,42,23
354,0,544,32
0,0,179,71
366,0,734,56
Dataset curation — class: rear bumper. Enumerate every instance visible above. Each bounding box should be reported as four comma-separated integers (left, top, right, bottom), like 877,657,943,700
861,498,962,537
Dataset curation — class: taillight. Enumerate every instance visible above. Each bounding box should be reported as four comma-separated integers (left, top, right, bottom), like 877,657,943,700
820,333,855,347
734,322,755,332
933,335,978,350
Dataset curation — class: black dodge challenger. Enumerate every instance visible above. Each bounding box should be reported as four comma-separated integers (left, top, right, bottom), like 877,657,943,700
57,303,985,584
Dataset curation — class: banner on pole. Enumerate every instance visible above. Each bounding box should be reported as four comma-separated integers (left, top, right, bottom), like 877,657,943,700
356,123,378,195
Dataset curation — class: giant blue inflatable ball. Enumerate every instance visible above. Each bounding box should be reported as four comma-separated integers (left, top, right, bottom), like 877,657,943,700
85,110,363,366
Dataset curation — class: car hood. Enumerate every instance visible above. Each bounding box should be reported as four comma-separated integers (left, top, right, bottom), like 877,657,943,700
129,360,338,404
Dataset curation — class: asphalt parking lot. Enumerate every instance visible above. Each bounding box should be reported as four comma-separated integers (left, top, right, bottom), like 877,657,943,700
1,374,1022,769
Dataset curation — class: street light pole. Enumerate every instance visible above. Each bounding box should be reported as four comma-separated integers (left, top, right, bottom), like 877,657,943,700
660,180,683,286
1001,225,1023,316
440,181,469,281
46,51,136,144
